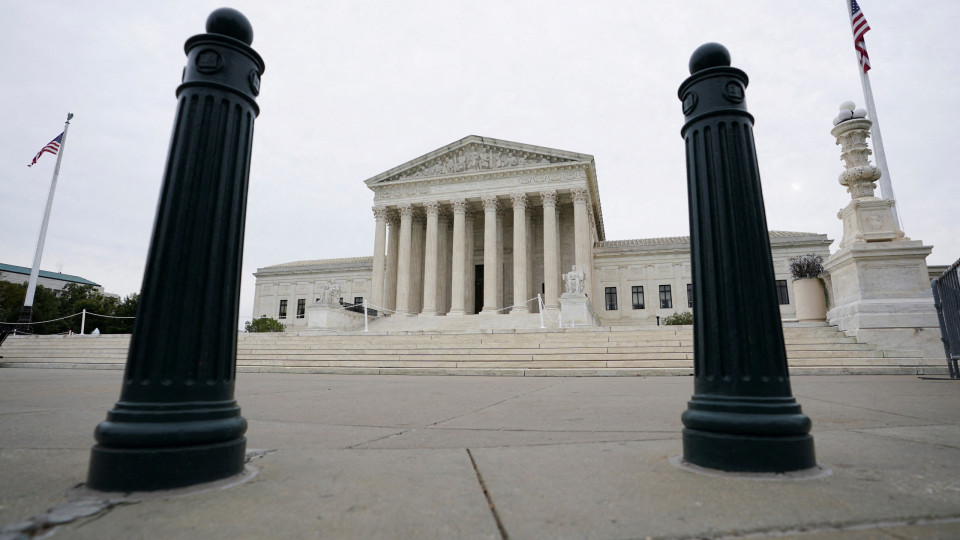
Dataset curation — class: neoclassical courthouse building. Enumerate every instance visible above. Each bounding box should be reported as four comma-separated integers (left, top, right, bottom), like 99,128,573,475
253,136,831,329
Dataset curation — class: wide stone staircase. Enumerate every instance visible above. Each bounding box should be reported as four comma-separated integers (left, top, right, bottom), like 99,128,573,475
0,325,946,376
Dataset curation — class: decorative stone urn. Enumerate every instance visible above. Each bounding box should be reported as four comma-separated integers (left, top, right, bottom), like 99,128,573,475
823,101,939,357
793,278,827,322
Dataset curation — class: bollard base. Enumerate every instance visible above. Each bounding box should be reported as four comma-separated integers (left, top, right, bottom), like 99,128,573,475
682,428,815,473
87,437,246,492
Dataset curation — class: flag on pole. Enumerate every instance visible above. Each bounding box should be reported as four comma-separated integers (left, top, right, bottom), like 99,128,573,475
28,132,64,167
850,0,872,73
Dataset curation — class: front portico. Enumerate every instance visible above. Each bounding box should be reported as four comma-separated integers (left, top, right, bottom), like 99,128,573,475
365,135,604,319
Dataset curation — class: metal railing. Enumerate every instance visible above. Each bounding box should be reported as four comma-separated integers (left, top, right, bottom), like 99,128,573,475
931,258,960,379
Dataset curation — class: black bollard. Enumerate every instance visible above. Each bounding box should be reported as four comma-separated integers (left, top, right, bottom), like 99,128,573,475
677,43,816,472
87,8,264,491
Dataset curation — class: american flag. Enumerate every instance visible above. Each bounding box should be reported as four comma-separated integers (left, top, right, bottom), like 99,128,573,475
851,0,871,73
28,132,63,167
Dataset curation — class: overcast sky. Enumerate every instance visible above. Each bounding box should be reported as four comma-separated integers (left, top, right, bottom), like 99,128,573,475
3,1,958,327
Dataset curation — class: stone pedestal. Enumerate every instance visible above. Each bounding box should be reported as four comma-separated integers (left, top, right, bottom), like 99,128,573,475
825,241,940,356
306,304,365,331
559,293,595,327
825,103,939,358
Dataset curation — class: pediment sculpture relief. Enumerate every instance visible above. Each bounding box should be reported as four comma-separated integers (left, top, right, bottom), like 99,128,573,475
393,144,573,181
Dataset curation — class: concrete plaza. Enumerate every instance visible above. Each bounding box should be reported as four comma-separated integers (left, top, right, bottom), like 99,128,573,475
1,369,959,539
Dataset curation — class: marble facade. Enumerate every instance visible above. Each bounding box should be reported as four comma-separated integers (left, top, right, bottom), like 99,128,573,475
253,136,833,330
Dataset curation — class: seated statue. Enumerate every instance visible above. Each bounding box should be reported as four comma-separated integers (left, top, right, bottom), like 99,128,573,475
563,265,585,295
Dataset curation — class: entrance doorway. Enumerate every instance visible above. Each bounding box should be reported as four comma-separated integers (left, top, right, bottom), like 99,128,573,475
474,264,483,314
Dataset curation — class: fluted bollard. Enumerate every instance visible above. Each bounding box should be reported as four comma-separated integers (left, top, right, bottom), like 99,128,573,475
677,43,815,472
87,8,264,491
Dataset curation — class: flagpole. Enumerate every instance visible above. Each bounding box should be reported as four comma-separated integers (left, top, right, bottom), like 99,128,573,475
858,70,901,228
846,0,901,229
19,113,74,325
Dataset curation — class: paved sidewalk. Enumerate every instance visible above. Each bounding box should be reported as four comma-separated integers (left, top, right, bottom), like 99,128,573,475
1,369,959,539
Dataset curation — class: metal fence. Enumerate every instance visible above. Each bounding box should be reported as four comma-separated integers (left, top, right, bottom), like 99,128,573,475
931,259,960,379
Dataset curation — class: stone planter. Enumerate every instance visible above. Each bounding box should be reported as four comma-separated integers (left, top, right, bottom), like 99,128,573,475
793,278,827,322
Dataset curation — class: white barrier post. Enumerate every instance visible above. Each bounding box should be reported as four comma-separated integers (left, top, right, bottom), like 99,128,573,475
81,309,86,335
538,294,545,329
364,299,369,332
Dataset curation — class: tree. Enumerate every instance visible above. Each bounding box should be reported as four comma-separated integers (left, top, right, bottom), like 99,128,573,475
0,282,60,330
244,316,285,333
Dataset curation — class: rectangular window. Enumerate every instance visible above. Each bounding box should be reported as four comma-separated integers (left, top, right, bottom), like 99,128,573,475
631,286,645,310
296,299,305,318
687,283,694,308
659,285,673,309
354,297,363,305
605,287,618,310
278,299,287,319
776,280,790,305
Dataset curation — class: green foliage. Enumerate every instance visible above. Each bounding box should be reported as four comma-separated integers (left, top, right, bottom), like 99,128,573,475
0,282,60,326
244,316,286,333
662,311,693,325
788,254,824,279
0,281,138,335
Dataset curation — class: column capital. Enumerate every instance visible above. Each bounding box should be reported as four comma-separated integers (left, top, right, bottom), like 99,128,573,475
540,190,558,207
386,211,400,227
451,198,468,214
571,187,589,205
398,203,414,219
438,209,453,224
373,205,389,221
510,192,528,209
481,194,500,213
424,200,440,217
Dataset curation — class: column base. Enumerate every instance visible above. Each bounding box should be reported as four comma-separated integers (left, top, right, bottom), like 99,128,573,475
87,437,247,492
682,428,815,473
447,308,466,317
510,307,530,315
480,308,501,315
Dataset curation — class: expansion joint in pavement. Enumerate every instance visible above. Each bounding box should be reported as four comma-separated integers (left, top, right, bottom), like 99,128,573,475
466,448,509,540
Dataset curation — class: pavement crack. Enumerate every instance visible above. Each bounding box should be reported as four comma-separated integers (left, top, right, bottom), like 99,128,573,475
0,497,132,540
466,448,509,540
707,513,960,539
347,430,409,449
850,427,960,451
429,381,563,427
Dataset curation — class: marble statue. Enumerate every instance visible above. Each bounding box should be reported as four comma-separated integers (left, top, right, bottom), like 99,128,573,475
563,265,585,295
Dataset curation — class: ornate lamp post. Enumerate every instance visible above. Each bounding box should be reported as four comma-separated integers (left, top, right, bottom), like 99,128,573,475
87,8,264,491
677,43,816,472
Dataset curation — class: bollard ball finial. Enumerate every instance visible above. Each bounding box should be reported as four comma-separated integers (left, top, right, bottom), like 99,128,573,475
689,43,731,74
206,8,253,45
839,101,856,112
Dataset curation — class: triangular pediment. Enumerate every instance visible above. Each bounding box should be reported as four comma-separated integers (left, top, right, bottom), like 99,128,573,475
365,135,593,186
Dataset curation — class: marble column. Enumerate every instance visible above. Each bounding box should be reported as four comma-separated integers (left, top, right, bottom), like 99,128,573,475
464,210,476,314
421,201,440,316
571,188,591,297
481,195,500,314
371,206,388,310
527,208,538,313
395,203,413,315
438,210,451,315
496,206,505,309
449,199,467,316
541,190,560,311
411,212,426,315
511,193,529,314
384,213,399,312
